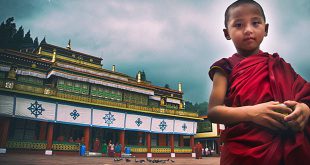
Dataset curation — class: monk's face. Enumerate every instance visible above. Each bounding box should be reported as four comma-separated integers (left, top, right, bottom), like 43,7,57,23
224,4,268,56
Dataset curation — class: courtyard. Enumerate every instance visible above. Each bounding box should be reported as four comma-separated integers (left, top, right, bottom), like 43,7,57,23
0,153,220,165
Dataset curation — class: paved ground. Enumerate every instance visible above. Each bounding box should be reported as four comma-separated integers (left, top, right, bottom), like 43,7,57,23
0,153,220,165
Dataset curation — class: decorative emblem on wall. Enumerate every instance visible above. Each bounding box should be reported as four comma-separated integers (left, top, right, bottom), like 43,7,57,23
27,100,45,118
182,123,187,131
159,120,167,132
135,118,143,127
103,112,116,126
70,109,80,120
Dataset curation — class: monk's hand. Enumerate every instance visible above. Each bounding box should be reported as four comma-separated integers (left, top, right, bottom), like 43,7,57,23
250,101,292,130
284,101,310,132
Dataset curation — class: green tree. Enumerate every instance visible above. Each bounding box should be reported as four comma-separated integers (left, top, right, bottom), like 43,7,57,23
184,101,208,116
33,37,39,47
12,26,24,50
0,17,38,51
0,17,16,49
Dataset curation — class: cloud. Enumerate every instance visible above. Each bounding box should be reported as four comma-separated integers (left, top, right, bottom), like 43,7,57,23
1,0,309,103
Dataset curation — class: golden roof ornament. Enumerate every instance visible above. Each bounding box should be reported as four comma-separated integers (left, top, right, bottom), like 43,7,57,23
178,82,182,92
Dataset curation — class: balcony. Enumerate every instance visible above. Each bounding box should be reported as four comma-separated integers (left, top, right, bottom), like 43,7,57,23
0,79,198,118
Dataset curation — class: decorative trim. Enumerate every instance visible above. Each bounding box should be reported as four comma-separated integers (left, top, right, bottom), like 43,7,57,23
149,96,161,101
57,63,128,82
0,95,197,135
166,98,181,104
17,69,46,79
0,65,46,79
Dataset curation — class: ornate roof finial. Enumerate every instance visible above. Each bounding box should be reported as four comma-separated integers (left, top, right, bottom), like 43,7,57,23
178,82,182,92
137,71,142,83
66,39,71,50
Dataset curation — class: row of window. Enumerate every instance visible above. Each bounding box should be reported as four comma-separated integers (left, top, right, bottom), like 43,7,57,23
123,91,148,106
58,79,88,89
149,100,160,107
17,75,44,86
57,84,89,95
90,87,122,101
166,103,179,110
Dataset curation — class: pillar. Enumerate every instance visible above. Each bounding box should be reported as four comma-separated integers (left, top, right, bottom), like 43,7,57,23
169,134,175,157
84,127,90,151
179,135,184,147
190,135,195,157
0,117,10,154
119,130,125,153
146,132,152,158
39,122,47,140
158,134,166,146
45,123,54,155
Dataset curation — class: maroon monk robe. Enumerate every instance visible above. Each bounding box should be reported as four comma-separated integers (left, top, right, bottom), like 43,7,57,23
195,143,203,159
219,53,310,165
93,138,100,152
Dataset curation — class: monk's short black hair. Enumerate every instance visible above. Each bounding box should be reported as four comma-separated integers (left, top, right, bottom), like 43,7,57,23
224,0,266,28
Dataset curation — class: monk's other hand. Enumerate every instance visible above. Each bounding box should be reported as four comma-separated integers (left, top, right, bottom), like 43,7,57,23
284,101,310,132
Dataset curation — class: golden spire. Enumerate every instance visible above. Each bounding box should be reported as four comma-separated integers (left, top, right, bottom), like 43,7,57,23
178,82,182,92
137,71,142,83
66,39,71,50
52,49,56,62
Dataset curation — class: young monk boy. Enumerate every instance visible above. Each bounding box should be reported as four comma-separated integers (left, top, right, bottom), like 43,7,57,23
208,0,310,164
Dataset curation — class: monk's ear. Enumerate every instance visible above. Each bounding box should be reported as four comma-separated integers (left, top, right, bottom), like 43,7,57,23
264,24,269,37
223,29,231,40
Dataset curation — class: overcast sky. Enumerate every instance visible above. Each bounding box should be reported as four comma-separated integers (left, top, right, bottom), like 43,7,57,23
1,0,309,103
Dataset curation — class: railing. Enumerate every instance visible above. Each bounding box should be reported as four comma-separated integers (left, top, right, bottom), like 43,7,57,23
6,140,80,152
126,145,192,154
7,140,47,150
52,141,80,151
174,147,192,153
7,140,191,153
151,147,171,153
15,83,45,94
126,145,148,153
0,79,198,118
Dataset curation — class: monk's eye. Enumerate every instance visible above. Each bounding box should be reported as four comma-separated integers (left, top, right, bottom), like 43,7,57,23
234,23,242,28
252,20,261,27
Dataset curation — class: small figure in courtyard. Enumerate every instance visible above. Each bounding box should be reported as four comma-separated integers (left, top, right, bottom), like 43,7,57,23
68,136,74,143
93,138,100,152
75,137,81,143
56,135,64,142
101,141,108,157
195,141,203,159
108,140,115,157
114,143,122,157
81,137,85,145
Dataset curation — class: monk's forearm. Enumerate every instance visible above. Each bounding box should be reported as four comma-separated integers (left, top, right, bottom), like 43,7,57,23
207,105,252,125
